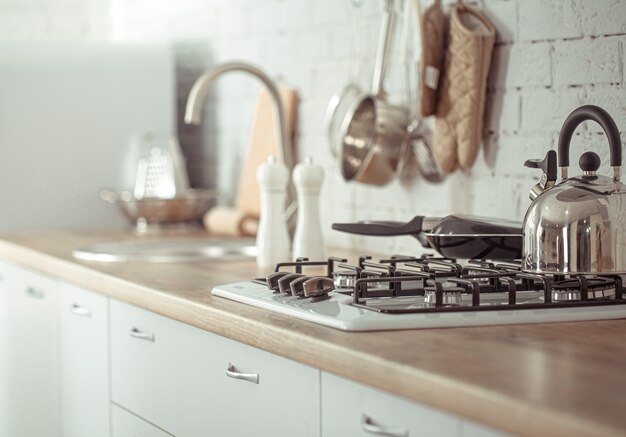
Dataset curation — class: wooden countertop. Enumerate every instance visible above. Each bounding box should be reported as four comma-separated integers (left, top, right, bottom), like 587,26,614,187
1,230,625,437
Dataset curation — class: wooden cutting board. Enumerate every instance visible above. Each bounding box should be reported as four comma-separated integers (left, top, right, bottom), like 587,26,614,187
235,88,298,217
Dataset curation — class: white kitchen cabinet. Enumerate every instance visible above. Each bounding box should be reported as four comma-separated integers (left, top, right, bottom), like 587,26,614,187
322,372,459,437
59,282,110,437
0,260,8,436
110,299,320,437
2,264,60,437
111,403,174,437
110,299,214,437
201,333,321,437
0,259,509,437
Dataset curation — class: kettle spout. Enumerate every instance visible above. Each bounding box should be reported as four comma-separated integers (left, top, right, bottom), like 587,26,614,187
528,182,548,201
524,150,557,200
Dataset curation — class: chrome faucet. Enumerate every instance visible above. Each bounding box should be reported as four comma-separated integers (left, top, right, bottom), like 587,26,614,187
184,62,294,174
184,62,295,220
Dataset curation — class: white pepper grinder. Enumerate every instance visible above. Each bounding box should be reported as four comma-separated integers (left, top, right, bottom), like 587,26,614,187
293,157,325,260
256,156,290,268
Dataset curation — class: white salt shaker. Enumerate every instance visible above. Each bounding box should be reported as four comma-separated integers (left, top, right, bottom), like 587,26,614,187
293,157,325,260
256,156,290,268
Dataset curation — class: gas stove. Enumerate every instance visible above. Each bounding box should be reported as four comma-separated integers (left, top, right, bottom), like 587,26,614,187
211,255,626,331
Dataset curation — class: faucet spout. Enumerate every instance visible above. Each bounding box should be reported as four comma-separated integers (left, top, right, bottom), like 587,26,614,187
184,62,294,173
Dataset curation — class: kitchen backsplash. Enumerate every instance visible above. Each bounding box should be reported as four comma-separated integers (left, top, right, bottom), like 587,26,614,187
2,0,625,253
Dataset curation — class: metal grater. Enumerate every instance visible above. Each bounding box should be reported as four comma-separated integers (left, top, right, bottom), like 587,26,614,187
133,135,189,199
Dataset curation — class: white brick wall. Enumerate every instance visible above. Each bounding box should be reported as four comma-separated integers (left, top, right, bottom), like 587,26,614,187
0,0,110,40
518,0,584,41
1,0,625,254
553,37,621,85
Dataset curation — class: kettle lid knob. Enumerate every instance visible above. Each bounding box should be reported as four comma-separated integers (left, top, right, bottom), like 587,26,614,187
579,151,601,173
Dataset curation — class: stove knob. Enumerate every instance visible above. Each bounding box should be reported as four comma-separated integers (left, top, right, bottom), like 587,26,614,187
266,271,291,292
277,273,305,295
302,277,334,302
289,275,314,297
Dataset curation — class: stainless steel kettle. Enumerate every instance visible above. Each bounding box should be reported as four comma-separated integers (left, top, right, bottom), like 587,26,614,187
522,105,626,274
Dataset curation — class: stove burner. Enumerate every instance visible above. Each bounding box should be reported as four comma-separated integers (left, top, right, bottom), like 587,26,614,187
552,277,616,302
256,255,625,314
333,270,357,289
424,287,463,306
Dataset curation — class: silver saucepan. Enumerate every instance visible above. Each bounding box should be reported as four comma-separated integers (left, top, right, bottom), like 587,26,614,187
339,0,410,185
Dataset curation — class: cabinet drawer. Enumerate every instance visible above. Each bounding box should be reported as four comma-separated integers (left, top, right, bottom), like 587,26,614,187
59,283,109,437
202,334,320,437
322,372,459,437
111,404,174,437
110,300,212,437
111,299,320,437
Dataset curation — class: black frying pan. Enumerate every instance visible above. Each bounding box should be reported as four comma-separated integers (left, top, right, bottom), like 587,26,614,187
331,215,522,260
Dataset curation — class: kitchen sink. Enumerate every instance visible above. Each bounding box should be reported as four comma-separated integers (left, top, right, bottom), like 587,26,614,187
72,238,257,263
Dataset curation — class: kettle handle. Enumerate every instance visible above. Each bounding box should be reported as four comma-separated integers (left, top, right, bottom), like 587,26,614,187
557,105,622,181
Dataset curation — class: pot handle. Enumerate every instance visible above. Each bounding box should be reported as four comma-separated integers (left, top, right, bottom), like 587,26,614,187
372,0,396,96
557,105,622,181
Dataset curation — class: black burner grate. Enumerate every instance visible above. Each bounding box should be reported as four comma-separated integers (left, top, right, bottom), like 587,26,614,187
259,255,626,314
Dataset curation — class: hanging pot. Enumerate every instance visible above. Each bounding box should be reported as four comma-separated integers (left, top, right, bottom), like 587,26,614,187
339,0,410,186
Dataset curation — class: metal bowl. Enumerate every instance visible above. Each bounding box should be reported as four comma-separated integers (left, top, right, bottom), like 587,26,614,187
101,189,217,227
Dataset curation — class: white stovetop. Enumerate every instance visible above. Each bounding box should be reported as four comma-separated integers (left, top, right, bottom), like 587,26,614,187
212,281,626,331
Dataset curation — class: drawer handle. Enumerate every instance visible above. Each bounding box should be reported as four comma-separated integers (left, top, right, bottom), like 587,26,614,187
129,327,155,342
25,286,45,300
70,303,92,317
226,363,259,384
362,414,408,437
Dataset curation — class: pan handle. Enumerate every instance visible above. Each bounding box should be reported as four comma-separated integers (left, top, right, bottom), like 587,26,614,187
331,216,426,237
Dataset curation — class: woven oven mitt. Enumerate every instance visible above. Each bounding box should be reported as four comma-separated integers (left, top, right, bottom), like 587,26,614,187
433,1,496,173
419,0,446,117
